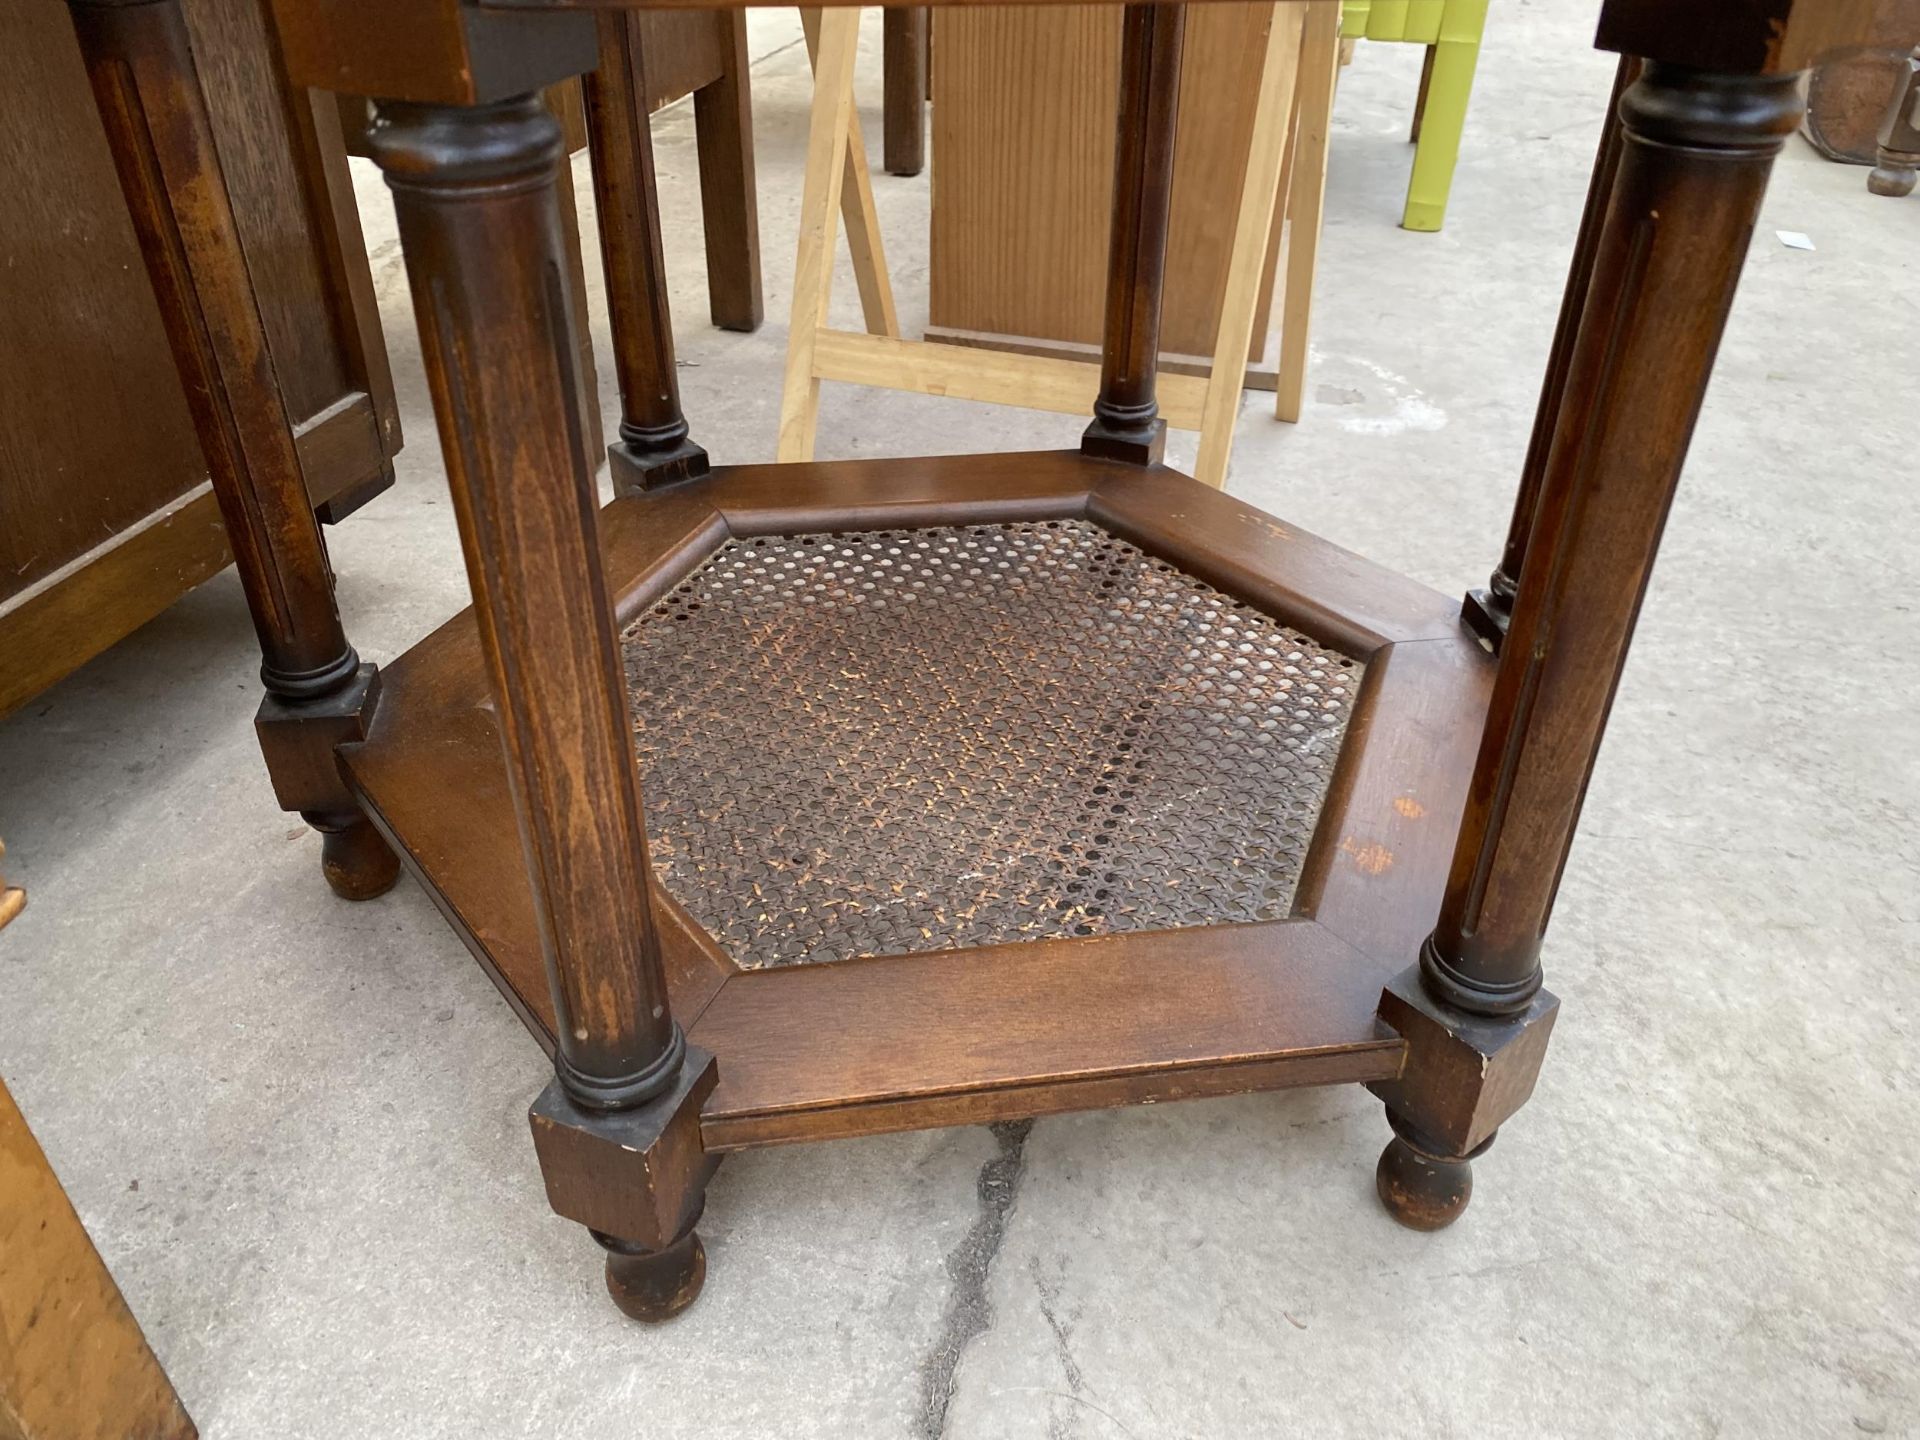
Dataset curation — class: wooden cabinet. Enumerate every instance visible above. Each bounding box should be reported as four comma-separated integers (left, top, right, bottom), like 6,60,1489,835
0,0,400,719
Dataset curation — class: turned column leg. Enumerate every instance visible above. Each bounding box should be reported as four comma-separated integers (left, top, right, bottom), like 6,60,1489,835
1373,61,1806,1227
1082,3,1185,467
367,96,716,1319
583,13,710,495
1462,56,1638,651
66,0,396,901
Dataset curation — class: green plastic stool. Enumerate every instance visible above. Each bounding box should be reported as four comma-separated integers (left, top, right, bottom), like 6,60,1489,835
1343,0,1487,231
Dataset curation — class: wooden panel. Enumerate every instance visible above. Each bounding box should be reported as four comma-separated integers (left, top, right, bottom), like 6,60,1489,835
928,3,1282,361
0,403,386,721
689,921,1404,1149
0,0,400,713
0,1078,196,1440
0,0,208,597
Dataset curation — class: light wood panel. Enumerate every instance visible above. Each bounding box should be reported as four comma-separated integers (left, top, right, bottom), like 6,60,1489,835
928,2,1286,365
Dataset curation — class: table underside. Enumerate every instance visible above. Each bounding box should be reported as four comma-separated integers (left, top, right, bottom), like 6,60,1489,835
342,450,1494,1149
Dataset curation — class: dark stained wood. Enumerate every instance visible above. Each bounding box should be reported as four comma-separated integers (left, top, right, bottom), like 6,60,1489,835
164,0,1892,1314
269,0,596,103
1594,0,1880,74
584,11,711,493
1,0,399,717
685,12,763,331
365,93,688,1112
1868,45,1920,195
1298,634,1494,968
704,448,1099,534
341,491,736,1049
1083,4,1185,465
883,8,928,175
1088,467,1463,653
1462,56,1638,651
1423,61,1808,1020
65,0,396,897
691,922,1405,1150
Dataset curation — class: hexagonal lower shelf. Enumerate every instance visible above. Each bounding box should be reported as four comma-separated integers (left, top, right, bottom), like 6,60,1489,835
343,450,1493,1149
623,519,1363,969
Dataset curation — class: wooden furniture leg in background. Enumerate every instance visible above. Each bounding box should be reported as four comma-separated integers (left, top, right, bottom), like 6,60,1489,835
1372,58,1806,1227
1868,44,1920,196
1193,3,1303,487
63,0,397,903
691,12,765,329
1461,57,1636,651
1272,0,1340,424
883,8,928,176
1082,3,1186,467
366,93,716,1321
585,12,712,492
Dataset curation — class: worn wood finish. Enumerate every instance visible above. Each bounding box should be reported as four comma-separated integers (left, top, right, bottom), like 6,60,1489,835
584,11,710,493
201,0,1884,1316
64,0,397,898
1461,56,1638,650
1868,45,1920,195
882,7,928,175
337,448,1489,1154
1426,61,1806,1021
692,923,1405,1149
1083,4,1186,464
0,1077,197,1440
366,94,686,1113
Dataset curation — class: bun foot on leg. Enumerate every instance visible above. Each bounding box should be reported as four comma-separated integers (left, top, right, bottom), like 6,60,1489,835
1375,1114,1491,1232
317,816,401,901
596,1227,707,1322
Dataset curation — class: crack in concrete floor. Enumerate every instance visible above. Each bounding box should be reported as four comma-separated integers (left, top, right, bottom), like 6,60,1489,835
917,1120,1034,1439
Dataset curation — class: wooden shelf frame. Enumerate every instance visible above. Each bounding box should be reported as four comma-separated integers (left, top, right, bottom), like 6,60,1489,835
340,449,1493,1150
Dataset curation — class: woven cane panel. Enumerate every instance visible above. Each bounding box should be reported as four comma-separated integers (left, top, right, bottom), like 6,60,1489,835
620,520,1362,969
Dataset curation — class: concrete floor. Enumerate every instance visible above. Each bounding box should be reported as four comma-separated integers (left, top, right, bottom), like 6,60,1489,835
3,5,1917,1437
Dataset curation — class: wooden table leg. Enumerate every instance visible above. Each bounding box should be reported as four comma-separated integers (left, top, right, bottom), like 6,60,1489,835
1462,56,1637,652
64,0,397,902
1868,45,1920,197
693,11,764,331
1372,58,1806,1228
365,94,716,1320
584,12,711,493
883,7,928,176
1082,3,1186,467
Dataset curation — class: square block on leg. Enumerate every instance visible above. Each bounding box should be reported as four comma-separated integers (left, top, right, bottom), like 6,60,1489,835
529,1046,719,1250
1368,965,1558,1156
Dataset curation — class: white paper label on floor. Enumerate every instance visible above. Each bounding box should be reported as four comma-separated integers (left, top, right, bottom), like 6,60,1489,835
1777,230,1817,251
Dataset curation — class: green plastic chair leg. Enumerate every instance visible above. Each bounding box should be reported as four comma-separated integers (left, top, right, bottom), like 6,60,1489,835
1401,35,1479,230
